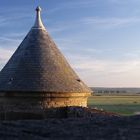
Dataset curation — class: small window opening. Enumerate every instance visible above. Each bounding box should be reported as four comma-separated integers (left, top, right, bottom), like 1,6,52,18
8,78,13,84
9,78,13,81
76,79,81,82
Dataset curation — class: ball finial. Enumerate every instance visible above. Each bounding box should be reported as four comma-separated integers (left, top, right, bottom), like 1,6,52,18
36,6,41,12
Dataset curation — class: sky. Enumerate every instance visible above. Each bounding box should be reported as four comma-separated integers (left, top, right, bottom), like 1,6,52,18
0,0,140,87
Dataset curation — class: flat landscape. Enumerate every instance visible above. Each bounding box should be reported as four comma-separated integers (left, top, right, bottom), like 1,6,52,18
88,95,140,116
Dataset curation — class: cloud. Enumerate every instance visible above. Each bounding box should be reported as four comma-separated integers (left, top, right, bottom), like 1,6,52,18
0,16,8,26
61,0,95,8
0,36,21,50
65,52,140,87
81,17,140,29
48,0,95,14
0,48,13,60
0,35,21,69
0,47,15,69
108,0,139,4
47,16,140,35
0,36,19,43
0,7,32,29
1,32,25,40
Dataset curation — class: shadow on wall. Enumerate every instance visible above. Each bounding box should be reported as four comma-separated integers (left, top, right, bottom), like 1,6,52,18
0,106,118,120
0,107,84,120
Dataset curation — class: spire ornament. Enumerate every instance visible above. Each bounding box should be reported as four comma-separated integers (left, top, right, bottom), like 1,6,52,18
32,6,46,30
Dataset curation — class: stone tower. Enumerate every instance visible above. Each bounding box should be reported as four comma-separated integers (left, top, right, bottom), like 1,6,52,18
0,7,91,119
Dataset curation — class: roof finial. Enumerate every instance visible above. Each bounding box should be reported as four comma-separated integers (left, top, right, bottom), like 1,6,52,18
36,6,41,12
32,6,46,30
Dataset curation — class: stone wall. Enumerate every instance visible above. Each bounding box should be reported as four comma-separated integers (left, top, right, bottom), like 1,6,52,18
0,92,90,120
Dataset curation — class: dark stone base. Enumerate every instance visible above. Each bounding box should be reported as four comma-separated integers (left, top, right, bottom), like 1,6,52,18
0,107,118,120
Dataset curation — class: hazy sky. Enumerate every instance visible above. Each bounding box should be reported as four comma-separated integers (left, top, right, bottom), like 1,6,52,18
0,0,140,87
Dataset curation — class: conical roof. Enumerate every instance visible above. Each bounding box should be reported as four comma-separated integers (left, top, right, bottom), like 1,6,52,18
0,6,91,93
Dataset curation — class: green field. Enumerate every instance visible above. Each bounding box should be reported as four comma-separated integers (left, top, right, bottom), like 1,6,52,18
88,95,140,116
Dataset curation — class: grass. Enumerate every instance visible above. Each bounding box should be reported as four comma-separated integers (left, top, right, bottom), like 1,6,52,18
88,95,140,116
